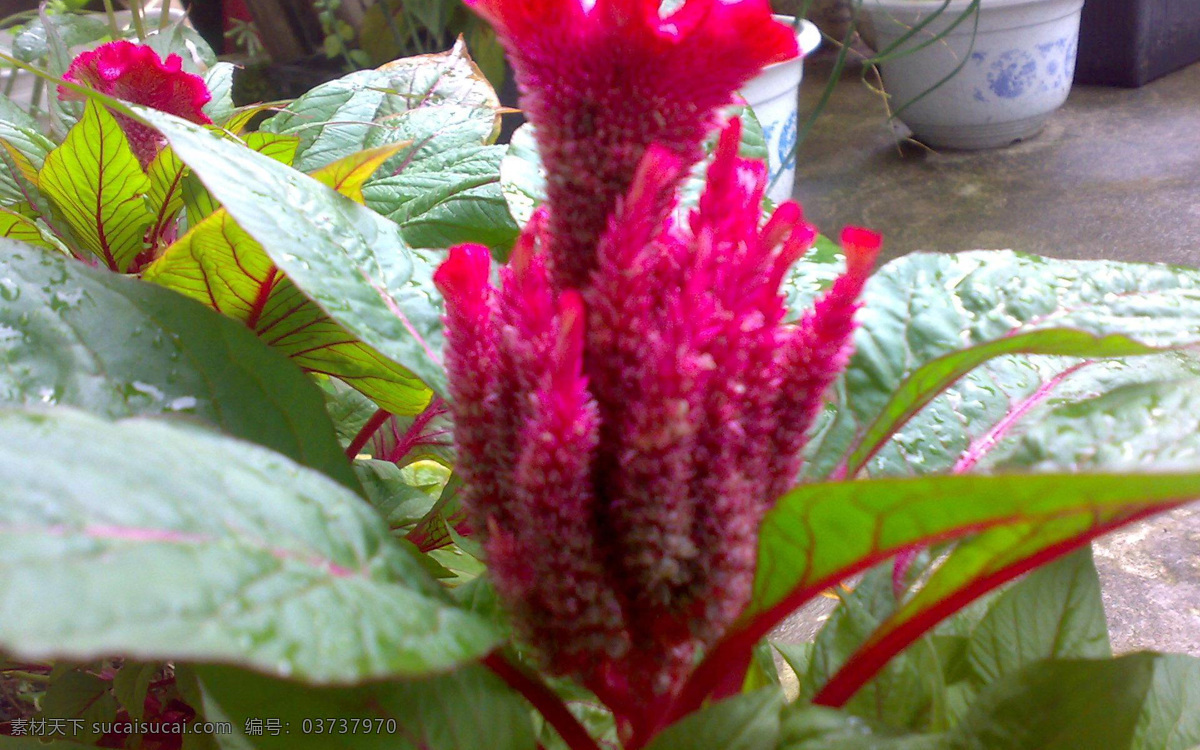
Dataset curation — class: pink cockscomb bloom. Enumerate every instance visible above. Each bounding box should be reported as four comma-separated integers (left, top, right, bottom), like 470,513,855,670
468,0,798,290
439,0,882,730
60,41,212,166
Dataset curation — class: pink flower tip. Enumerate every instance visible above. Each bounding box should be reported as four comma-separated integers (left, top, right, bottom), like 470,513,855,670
840,225,882,282
434,244,493,304
555,290,586,362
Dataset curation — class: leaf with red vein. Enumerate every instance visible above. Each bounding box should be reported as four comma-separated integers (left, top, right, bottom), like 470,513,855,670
811,509,1168,708
0,407,501,682
38,99,153,272
796,360,1200,704
0,206,54,248
145,145,187,245
181,131,300,227
144,144,430,415
672,472,1200,720
796,250,1200,482
132,104,449,398
836,329,1159,479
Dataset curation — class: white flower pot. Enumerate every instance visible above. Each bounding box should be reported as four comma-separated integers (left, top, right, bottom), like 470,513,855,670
863,0,1085,149
740,18,822,204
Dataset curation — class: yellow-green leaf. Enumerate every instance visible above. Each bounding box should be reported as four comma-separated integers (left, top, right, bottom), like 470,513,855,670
38,100,153,272
310,141,409,204
182,131,299,226
0,207,54,249
145,147,431,415
146,145,186,245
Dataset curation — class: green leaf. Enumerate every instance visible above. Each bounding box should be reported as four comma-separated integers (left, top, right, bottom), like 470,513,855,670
112,661,159,721
321,377,380,447
146,145,187,244
838,330,1161,478
144,210,430,414
964,548,1111,687
406,474,467,553
143,17,218,72
12,13,109,63
735,472,1200,712
354,459,441,532
780,704,943,750
977,352,1200,472
38,99,153,272
0,207,54,249
804,357,1200,707
195,664,537,750
750,473,1200,626
39,667,120,744
0,139,60,235
362,124,518,251
498,122,544,229
948,654,1200,750
0,408,501,682
801,550,1110,733
242,132,300,166
144,147,434,415
0,91,40,131
0,242,358,491
262,39,500,173
202,62,238,124
182,131,300,227
799,251,1200,480
646,689,783,750
0,122,55,206
799,568,949,732
131,105,450,398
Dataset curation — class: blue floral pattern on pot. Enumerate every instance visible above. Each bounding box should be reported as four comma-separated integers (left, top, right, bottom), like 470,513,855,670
988,49,1037,98
969,36,1078,103
760,109,797,187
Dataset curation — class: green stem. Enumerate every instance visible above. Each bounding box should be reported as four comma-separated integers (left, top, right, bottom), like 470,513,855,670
128,0,147,40
100,0,121,37
158,0,172,30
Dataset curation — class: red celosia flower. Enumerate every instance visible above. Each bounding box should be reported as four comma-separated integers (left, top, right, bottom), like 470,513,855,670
442,0,881,726
59,41,212,166
437,117,881,709
467,0,799,289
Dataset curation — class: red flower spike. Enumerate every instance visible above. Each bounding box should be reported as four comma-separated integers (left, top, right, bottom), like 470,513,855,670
466,0,798,288
439,117,880,719
60,41,212,166
764,226,881,502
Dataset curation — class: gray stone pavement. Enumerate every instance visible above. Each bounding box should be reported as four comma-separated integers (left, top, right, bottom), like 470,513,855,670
773,56,1200,657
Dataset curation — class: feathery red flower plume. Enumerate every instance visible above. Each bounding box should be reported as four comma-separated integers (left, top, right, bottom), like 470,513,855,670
440,0,880,723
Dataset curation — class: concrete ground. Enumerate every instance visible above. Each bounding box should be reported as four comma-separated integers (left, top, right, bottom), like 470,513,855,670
792,56,1200,268
775,56,1200,656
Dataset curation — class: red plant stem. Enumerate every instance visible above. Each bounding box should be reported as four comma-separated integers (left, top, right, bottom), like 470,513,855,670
483,652,601,750
345,408,391,460
667,517,1025,724
381,396,449,463
811,503,1180,707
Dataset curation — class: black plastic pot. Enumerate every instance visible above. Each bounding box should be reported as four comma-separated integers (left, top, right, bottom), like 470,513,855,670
1075,0,1200,87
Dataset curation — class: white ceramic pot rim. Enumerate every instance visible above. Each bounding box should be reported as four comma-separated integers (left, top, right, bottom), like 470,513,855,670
770,16,822,64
